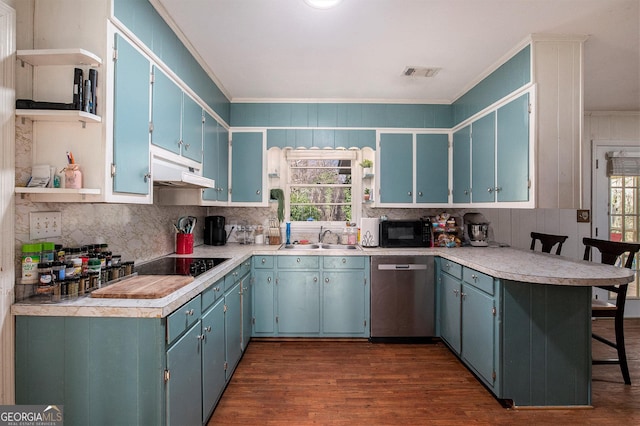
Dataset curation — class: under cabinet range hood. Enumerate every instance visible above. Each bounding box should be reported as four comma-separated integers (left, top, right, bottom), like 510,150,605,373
152,157,215,189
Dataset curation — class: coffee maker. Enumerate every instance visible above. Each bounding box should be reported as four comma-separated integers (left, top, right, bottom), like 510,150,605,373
204,216,226,246
463,212,490,247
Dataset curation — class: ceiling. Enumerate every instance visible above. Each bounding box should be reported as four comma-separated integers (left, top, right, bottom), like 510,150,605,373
155,0,640,111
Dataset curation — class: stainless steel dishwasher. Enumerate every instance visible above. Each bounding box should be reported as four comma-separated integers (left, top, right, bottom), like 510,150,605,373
370,256,435,341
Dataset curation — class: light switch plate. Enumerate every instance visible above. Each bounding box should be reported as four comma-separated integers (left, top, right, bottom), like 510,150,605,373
30,211,62,240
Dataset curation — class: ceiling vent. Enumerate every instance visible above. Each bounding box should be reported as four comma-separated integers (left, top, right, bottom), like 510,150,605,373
402,66,441,78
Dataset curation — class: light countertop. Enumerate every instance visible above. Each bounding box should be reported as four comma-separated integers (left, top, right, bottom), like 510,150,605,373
11,243,634,318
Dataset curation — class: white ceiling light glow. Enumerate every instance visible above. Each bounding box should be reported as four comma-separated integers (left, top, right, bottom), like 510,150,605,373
304,0,343,9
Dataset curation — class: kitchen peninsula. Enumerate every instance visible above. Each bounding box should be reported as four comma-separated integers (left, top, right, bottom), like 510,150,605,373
12,245,634,424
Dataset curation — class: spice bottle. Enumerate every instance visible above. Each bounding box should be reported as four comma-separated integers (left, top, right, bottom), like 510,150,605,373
21,243,42,284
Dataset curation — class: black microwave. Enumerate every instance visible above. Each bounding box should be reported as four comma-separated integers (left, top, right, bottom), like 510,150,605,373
379,219,432,248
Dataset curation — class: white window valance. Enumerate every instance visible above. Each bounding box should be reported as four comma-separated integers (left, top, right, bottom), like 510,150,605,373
606,151,640,177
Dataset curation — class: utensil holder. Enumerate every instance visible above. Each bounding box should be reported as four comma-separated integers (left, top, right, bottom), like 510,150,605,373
176,233,194,254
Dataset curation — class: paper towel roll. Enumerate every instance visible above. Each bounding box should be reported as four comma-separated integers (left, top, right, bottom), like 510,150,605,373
360,218,380,247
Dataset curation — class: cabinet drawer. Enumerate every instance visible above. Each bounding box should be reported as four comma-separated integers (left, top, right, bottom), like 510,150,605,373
277,256,319,269
167,295,201,345
224,266,241,291
239,259,252,276
323,256,365,270
463,267,494,295
201,278,224,311
253,256,274,269
440,259,462,279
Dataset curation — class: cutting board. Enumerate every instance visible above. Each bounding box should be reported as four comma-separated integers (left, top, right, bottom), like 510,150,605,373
91,275,194,299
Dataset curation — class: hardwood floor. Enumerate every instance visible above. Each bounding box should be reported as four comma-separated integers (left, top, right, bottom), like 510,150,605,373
208,318,640,425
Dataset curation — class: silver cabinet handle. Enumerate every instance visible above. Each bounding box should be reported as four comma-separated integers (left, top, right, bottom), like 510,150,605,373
342,258,347,263
487,188,494,193
143,172,151,183
297,258,301,263
461,292,467,300
178,140,183,146
184,143,190,150
205,326,211,333
325,277,330,283
261,258,266,263
453,289,459,297
408,191,412,196
463,190,469,195
267,276,272,283
256,190,261,195
185,309,194,316
445,263,450,269
313,277,318,282
495,186,502,192
418,191,423,197
197,334,205,341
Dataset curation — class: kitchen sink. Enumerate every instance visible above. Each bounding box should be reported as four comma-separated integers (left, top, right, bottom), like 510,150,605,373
280,243,360,251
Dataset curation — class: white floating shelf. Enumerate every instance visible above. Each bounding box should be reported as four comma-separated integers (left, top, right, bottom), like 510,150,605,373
16,109,101,123
17,48,102,67
15,187,101,195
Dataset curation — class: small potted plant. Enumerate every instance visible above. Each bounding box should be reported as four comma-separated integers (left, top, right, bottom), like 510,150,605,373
364,188,371,201
360,159,373,176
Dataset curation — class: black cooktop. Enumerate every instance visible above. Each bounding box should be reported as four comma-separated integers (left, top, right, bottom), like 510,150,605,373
134,257,229,277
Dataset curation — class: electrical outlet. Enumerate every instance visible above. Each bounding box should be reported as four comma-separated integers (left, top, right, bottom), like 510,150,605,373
577,209,590,223
30,211,62,240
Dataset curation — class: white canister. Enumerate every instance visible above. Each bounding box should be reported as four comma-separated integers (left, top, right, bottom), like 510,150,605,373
360,218,380,247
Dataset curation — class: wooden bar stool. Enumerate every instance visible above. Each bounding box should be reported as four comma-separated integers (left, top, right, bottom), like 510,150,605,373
530,232,568,255
584,237,640,385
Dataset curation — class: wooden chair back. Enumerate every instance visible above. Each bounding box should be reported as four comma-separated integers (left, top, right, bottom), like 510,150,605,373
530,232,569,255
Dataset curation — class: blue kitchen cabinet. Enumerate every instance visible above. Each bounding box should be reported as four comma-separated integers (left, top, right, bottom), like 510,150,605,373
151,66,203,163
201,298,226,423
225,282,243,380
452,125,471,203
471,112,496,202
151,66,182,155
416,134,449,203
322,256,369,336
439,267,462,354
322,270,367,335
113,34,151,195
252,255,276,336
277,270,321,335
230,131,264,203
181,93,204,162
241,270,252,351
436,257,592,406
203,113,229,202
461,268,499,392
496,92,530,202
379,133,413,204
166,318,202,426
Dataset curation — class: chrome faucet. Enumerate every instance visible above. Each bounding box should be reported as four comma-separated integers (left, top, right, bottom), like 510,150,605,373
319,226,332,243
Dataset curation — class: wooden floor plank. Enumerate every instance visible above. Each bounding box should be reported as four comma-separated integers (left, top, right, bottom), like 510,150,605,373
208,318,640,425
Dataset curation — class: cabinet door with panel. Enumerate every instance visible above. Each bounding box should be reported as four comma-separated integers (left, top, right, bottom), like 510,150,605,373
379,133,413,204
181,93,204,162
166,320,202,426
240,272,252,351
276,270,321,335
461,281,497,390
253,269,275,336
452,125,471,203
471,112,496,203
416,134,449,203
496,92,530,202
203,114,229,202
151,66,182,155
230,132,265,203
201,298,225,423
439,270,462,354
225,281,243,380
113,34,151,195
322,270,367,335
